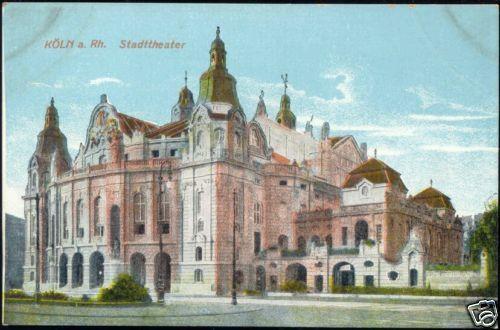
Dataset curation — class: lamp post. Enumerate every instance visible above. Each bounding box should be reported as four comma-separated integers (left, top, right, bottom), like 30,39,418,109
231,189,238,305
156,160,172,303
35,193,40,303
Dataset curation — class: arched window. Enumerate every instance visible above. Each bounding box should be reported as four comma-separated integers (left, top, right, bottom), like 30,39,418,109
133,193,145,235
325,234,333,249
234,132,241,148
59,254,68,287
278,235,289,250
196,130,204,148
354,220,369,247
250,129,260,147
311,235,321,247
76,200,84,238
89,251,104,288
195,247,202,261
196,191,203,215
63,202,68,240
254,202,262,224
159,192,170,234
194,269,203,282
94,197,104,236
32,173,37,191
214,128,224,144
72,253,84,288
98,155,106,165
297,236,306,252
197,219,204,232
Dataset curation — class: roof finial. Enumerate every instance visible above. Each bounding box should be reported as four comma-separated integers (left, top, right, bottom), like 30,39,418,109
259,90,264,101
430,179,433,187
50,97,54,106
281,73,288,95
374,148,377,159
184,70,188,87
216,26,220,38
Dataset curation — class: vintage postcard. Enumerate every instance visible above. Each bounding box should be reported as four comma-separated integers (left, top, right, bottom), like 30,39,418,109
2,3,498,328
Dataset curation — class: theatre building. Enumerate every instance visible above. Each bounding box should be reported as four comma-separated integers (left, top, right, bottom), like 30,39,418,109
22,28,463,298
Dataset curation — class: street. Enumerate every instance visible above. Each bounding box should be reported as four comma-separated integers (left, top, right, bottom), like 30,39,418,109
3,297,479,327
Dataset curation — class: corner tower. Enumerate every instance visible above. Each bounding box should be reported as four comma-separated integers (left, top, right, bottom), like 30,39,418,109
171,71,195,122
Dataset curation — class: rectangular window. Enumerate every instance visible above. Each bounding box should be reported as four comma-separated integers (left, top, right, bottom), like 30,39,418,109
270,275,278,291
151,150,159,158
170,149,177,157
96,225,104,237
134,223,145,235
197,191,202,215
77,228,84,238
376,224,382,242
161,222,170,234
279,180,287,186
342,227,348,246
300,184,307,190
364,275,374,287
124,154,129,161
254,232,261,256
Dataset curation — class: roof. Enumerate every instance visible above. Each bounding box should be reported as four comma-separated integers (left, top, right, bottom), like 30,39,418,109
116,113,158,137
271,152,290,165
412,187,455,211
328,136,344,147
145,120,188,138
342,157,408,191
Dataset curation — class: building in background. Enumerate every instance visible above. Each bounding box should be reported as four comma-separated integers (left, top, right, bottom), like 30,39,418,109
460,213,483,264
22,28,463,298
5,214,26,290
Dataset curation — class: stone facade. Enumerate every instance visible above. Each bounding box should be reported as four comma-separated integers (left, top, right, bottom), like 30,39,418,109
22,28,463,299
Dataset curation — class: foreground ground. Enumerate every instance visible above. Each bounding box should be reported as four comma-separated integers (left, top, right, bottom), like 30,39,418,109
2,295,485,327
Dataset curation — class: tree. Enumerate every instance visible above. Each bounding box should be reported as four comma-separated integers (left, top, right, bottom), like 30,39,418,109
469,200,498,288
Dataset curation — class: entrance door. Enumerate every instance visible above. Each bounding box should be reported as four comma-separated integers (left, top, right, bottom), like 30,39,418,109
410,269,418,287
364,275,374,287
314,275,323,292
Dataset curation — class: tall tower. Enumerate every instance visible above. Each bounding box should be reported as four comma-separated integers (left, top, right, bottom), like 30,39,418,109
275,73,296,129
197,27,241,109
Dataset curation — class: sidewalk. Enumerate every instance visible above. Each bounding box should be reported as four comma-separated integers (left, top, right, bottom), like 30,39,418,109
166,292,497,306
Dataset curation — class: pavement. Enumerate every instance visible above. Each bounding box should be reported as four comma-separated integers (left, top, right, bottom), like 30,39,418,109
3,295,497,327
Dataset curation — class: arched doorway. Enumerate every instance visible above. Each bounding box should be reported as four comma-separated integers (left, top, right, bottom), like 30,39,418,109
110,205,120,259
286,263,307,284
72,253,84,288
235,270,244,291
355,220,368,247
410,268,418,287
256,266,266,292
89,251,104,288
310,235,321,247
154,252,171,293
333,262,355,287
59,254,68,287
130,253,146,286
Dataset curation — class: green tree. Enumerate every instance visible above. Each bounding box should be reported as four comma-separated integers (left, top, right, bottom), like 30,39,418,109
469,200,498,289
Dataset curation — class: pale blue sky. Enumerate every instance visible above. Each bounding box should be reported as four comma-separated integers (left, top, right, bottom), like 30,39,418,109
3,3,498,217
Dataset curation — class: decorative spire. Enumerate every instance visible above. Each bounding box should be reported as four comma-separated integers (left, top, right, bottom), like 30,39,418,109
255,89,267,118
430,179,433,187
184,70,188,87
281,73,288,95
374,148,377,159
50,97,54,107
44,96,59,129
216,26,220,38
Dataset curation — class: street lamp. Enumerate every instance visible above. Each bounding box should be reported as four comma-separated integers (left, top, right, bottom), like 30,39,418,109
156,160,172,303
35,193,40,303
231,189,238,305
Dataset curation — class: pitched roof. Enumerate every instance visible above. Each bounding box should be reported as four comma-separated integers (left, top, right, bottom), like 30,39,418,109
342,157,408,191
145,120,188,138
116,113,158,137
412,187,455,211
328,136,344,147
271,152,290,165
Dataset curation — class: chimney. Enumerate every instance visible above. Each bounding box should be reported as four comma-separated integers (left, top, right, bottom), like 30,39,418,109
360,142,367,161
100,94,108,103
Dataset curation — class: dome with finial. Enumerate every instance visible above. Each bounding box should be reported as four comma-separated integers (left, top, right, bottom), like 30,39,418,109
197,27,241,109
275,74,296,129
171,71,195,122
44,97,59,129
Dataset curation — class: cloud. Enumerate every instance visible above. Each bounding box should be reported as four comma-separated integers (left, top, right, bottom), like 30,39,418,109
28,81,63,89
405,85,494,115
334,124,416,137
420,144,498,153
88,77,123,86
409,114,495,122
321,69,355,105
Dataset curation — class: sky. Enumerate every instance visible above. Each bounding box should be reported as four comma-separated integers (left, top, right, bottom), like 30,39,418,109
2,3,498,218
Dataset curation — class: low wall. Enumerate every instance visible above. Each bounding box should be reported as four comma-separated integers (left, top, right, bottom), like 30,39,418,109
425,270,484,290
